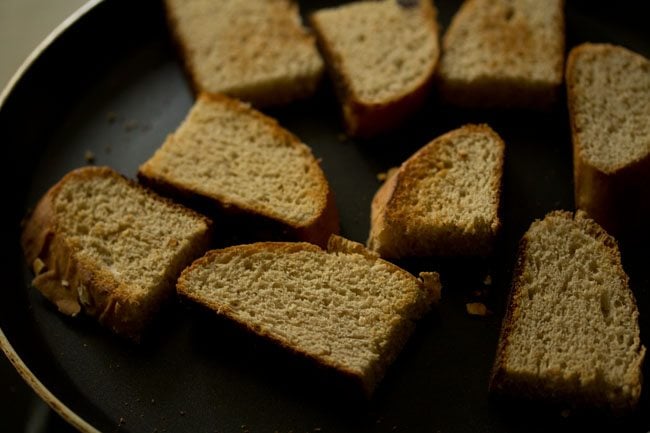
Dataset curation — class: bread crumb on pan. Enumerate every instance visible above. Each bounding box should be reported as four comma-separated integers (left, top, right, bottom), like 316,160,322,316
84,150,95,164
466,302,490,316
32,258,46,275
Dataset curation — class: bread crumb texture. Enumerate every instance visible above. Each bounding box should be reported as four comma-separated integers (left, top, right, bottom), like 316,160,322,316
311,0,439,104
438,0,564,107
368,124,503,258
54,173,204,293
492,211,645,411
178,235,440,394
567,43,650,172
140,94,331,229
165,0,323,106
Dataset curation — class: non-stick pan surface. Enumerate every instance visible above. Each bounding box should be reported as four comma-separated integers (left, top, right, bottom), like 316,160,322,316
1,0,649,432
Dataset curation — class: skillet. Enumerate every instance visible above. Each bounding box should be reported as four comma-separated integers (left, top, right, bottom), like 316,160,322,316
0,0,648,431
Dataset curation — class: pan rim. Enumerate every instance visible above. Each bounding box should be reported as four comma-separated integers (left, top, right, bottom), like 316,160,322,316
0,1,104,431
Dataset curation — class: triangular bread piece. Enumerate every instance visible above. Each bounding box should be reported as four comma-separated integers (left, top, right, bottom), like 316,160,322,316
138,93,339,247
164,0,324,106
21,166,212,340
567,43,650,239
491,211,645,411
177,235,441,395
437,0,565,108
368,124,504,258
310,0,440,137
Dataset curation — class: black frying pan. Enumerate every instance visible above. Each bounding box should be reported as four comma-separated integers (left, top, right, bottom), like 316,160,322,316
1,0,649,432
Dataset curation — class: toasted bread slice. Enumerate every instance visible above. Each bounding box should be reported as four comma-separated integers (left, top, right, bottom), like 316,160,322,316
437,0,565,108
164,0,324,107
368,124,504,258
310,0,440,137
21,166,212,340
138,93,339,247
491,211,645,411
567,43,650,239
177,234,440,395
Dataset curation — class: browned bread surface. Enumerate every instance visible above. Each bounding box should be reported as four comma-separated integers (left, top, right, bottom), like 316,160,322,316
437,0,565,108
490,211,645,412
138,93,339,247
310,0,440,137
21,166,212,340
177,234,441,395
567,43,650,239
165,0,323,107
368,124,504,258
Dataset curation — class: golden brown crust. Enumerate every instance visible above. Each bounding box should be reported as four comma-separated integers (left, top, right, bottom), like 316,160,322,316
566,43,650,240
21,166,212,341
490,210,646,411
368,124,504,258
177,235,440,395
367,166,400,254
138,93,339,247
310,0,440,138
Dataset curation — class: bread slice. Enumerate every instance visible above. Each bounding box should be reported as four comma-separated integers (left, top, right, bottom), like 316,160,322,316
138,93,339,247
21,166,212,340
310,0,440,137
164,0,324,107
437,0,565,108
368,124,504,258
567,43,650,239
177,234,441,394
490,211,645,412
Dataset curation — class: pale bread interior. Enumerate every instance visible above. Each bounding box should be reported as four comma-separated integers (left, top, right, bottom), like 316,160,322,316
311,0,438,104
497,211,645,409
53,171,209,297
439,0,563,83
569,44,650,172
165,0,323,104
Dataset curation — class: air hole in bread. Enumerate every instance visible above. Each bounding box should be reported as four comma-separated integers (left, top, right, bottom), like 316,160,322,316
600,291,611,321
503,6,514,22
